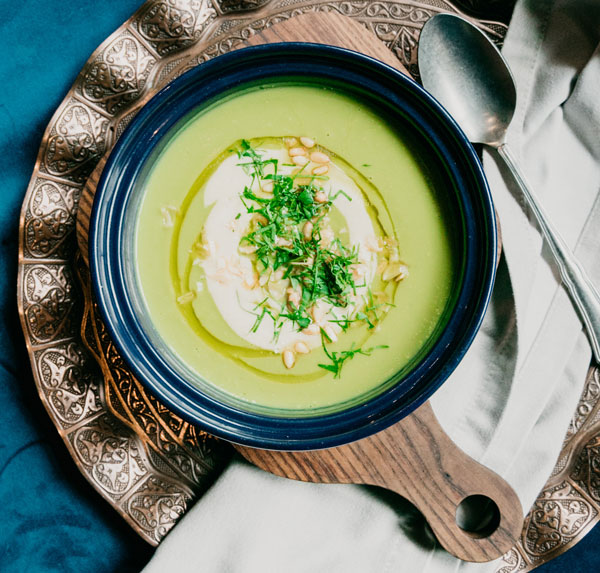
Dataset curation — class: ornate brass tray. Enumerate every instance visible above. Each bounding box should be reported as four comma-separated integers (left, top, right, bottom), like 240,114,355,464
17,0,600,569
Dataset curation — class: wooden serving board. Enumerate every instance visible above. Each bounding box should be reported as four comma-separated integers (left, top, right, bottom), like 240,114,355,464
77,12,522,563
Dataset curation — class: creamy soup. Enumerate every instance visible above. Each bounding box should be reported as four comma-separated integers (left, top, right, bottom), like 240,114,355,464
135,83,456,412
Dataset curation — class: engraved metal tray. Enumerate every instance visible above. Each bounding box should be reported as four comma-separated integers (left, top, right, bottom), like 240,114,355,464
17,1,600,569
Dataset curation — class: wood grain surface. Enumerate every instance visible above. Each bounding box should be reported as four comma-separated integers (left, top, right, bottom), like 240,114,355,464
77,12,523,563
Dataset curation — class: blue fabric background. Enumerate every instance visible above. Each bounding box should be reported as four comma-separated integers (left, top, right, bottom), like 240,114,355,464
0,1,598,571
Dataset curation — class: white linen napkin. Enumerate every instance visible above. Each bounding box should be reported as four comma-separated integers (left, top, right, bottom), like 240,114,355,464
143,1,600,571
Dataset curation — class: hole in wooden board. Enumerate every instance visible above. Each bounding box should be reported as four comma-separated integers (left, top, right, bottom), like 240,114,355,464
455,495,501,538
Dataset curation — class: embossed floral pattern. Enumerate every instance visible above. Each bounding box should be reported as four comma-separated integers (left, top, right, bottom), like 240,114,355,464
82,34,156,114
25,179,80,259
137,0,217,55
37,342,102,426
43,101,109,183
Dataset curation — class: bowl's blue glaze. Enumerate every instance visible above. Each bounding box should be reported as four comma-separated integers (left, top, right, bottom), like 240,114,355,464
90,43,496,450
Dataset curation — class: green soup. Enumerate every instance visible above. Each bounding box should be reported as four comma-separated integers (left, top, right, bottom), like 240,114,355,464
135,83,456,413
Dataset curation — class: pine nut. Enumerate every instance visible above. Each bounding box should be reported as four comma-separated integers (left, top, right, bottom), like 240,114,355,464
314,191,328,203
310,151,330,164
262,181,274,193
289,147,307,157
282,350,296,369
312,165,329,176
253,213,268,225
294,341,310,354
299,137,315,148
303,221,313,240
283,137,298,148
292,155,309,166
311,304,324,324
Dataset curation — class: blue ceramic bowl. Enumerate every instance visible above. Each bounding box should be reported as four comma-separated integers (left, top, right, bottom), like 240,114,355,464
90,43,496,450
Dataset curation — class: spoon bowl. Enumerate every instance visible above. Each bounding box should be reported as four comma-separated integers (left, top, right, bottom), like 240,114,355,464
419,14,516,147
418,13,600,363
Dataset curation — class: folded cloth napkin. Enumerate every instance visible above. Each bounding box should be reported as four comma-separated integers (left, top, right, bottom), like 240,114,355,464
143,1,600,571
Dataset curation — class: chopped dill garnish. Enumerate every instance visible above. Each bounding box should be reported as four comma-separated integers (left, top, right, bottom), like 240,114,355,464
237,142,362,331
230,140,395,375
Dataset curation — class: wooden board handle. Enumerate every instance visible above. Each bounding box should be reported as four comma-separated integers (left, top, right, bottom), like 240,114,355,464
235,402,523,562
372,402,523,560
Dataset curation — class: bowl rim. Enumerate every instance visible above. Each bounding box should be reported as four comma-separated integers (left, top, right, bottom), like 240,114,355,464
90,42,497,450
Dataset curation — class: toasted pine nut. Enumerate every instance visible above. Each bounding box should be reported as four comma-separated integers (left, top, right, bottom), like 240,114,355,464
323,324,338,343
303,221,313,240
292,155,309,166
262,181,274,193
294,341,310,354
287,290,301,307
299,137,315,148
283,137,298,148
312,165,329,176
289,147,307,157
253,213,268,225
314,191,328,203
238,245,258,254
282,350,296,369
310,151,330,164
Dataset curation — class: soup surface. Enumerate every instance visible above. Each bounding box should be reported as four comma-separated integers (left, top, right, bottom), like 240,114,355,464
135,83,456,412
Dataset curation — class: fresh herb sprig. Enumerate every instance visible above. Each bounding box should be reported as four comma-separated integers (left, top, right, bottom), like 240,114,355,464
318,331,389,378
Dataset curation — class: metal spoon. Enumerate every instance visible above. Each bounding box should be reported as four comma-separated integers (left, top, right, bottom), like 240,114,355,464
418,13,600,363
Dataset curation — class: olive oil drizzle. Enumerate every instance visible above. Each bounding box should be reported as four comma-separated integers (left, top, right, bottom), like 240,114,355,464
169,137,400,380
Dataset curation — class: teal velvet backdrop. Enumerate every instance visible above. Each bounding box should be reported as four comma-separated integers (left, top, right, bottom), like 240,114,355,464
0,1,597,571
0,2,153,571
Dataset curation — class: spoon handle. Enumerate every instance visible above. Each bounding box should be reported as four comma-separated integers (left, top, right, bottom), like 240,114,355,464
498,143,600,363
